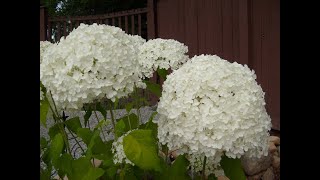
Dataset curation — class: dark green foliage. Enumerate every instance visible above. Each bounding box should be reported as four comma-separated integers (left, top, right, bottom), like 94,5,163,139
41,0,147,17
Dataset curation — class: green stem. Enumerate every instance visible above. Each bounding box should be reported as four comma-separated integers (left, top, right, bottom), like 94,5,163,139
93,104,107,141
134,86,142,123
128,115,132,130
48,101,71,154
82,106,89,128
49,91,62,120
202,156,207,180
109,103,117,140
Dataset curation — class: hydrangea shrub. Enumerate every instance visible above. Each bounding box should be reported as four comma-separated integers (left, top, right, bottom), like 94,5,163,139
40,23,271,180
157,55,271,176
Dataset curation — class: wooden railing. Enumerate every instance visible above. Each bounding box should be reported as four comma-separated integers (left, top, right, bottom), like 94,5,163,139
40,0,159,105
47,8,148,43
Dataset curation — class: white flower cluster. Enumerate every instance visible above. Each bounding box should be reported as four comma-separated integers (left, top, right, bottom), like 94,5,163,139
187,153,225,177
111,130,135,165
40,23,146,110
157,55,271,175
138,38,189,78
40,41,53,63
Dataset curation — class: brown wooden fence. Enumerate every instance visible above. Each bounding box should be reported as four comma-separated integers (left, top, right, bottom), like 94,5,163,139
47,8,148,42
155,0,280,130
40,0,156,41
40,0,279,130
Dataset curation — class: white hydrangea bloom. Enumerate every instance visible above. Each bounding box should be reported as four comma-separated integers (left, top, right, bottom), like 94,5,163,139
157,55,271,175
187,152,224,177
40,23,146,110
138,38,189,78
111,130,135,165
40,41,53,63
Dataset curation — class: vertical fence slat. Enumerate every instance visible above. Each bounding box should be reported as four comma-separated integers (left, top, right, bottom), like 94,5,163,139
232,0,240,61
69,20,73,32
112,17,116,26
222,0,234,60
147,0,156,39
105,19,109,25
56,22,61,42
64,21,67,37
76,21,80,28
138,14,142,35
40,6,47,41
239,0,249,65
118,16,122,28
125,16,129,33
147,0,157,105
48,21,52,42
131,15,135,34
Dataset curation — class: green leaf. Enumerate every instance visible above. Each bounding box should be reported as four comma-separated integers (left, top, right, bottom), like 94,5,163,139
131,165,145,179
48,123,65,139
106,166,118,179
115,113,139,137
69,157,91,180
65,117,81,134
168,155,190,180
48,123,63,139
148,155,168,180
123,130,162,172
220,156,246,180
84,108,92,127
101,158,114,167
115,119,126,137
77,128,94,145
96,102,107,119
50,133,64,166
157,68,168,80
155,155,190,180
96,140,113,167
124,113,139,130
57,153,73,177
144,81,162,97
41,148,51,166
40,167,51,180
40,137,47,149
120,164,138,180
82,167,105,180
143,112,158,139
69,157,105,180
40,96,50,127
125,103,133,113
87,130,109,157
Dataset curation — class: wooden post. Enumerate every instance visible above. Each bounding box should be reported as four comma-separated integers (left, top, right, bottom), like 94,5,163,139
238,0,249,66
40,6,47,41
147,0,156,39
147,0,159,105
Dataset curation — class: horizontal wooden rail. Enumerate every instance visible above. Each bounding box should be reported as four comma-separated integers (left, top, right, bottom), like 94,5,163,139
49,8,147,22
